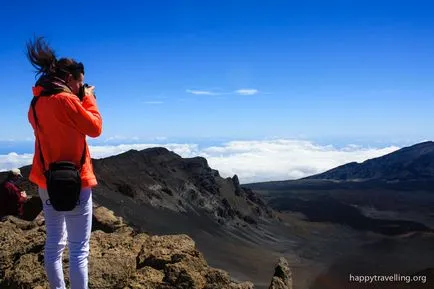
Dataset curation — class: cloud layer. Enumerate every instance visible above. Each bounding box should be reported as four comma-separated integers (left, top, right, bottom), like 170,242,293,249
199,140,399,183
0,139,399,183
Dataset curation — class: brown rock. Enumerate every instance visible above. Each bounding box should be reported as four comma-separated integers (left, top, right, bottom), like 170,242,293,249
231,282,255,289
204,268,232,287
136,234,204,270
164,262,206,288
137,266,165,283
4,253,47,287
269,257,292,289
0,217,47,288
204,268,254,289
92,205,126,233
89,250,136,288
0,205,273,289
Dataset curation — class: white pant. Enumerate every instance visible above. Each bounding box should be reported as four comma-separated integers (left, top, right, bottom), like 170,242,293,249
39,187,93,289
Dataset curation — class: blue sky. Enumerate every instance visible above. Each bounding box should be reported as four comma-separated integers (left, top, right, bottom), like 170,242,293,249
0,0,432,180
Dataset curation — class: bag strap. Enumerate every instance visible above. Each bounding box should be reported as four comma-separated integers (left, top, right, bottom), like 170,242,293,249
31,96,87,172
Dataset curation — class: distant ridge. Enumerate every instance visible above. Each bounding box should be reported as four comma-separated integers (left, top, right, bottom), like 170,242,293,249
303,141,434,181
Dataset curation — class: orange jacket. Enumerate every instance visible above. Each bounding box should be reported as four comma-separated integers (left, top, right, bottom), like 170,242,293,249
28,89,102,189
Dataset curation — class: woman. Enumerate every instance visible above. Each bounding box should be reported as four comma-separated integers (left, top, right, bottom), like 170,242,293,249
26,37,102,289
0,169,27,219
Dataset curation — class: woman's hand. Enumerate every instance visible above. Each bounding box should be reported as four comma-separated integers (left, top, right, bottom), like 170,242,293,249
84,85,95,97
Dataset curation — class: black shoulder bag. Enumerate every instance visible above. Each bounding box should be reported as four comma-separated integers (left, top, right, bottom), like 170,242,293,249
31,97,86,211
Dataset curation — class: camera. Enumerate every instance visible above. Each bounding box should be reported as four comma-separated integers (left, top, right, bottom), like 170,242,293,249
77,83,96,101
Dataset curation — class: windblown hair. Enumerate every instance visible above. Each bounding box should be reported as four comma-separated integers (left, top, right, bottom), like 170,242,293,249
26,36,57,76
26,37,84,80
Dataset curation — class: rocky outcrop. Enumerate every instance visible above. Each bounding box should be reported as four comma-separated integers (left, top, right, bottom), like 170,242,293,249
88,147,275,227
268,257,292,289
0,205,282,289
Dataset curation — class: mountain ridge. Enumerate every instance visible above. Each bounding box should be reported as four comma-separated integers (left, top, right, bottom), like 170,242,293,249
90,146,276,227
303,141,434,182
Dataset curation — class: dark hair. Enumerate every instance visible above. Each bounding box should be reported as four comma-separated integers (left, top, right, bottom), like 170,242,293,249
6,171,19,181
26,37,84,80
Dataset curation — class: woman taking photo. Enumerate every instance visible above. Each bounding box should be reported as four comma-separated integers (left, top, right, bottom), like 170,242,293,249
26,37,102,289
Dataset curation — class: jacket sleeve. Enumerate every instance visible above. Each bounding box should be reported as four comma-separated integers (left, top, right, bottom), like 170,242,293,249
60,94,103,138
28,104,36,132
5,183,20,203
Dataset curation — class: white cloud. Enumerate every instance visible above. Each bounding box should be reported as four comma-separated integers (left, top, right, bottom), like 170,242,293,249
199,140,399,183
90,140,399,183
0,139,400,183
0,153,34,172
235,89,258,95
0,143,198,172
186,89,218,95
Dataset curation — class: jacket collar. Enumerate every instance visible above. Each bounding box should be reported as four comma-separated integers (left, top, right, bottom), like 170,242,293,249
32,74,73,97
